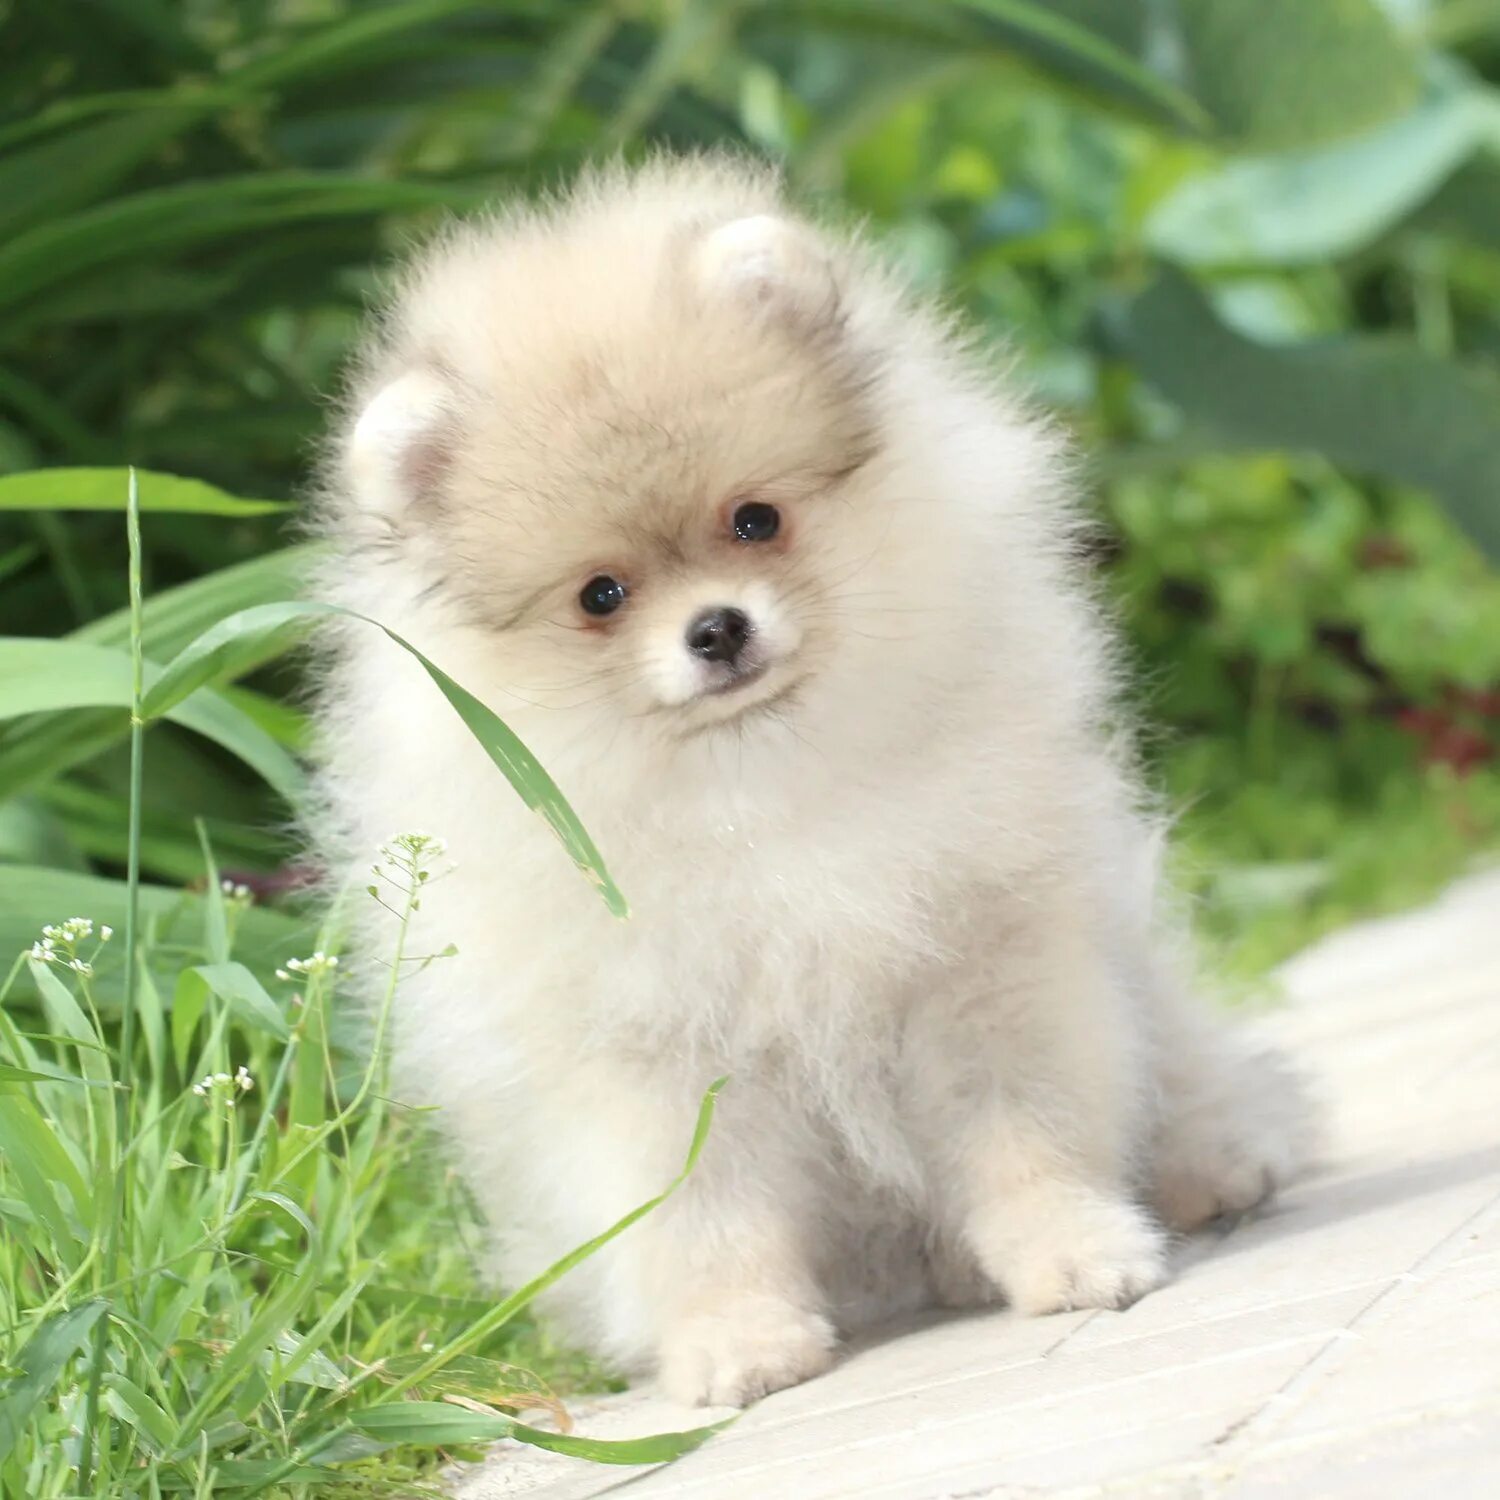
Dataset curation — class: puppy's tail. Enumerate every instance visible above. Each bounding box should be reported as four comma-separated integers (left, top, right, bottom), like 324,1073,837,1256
1122,817,1321,1232
1145,995,1320,1233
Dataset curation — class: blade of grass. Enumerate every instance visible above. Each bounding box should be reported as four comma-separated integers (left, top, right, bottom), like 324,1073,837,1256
79,469,146,1485
0,467,286,515
0,1300,109,1461
142,599,627,916
347,1400,732,1462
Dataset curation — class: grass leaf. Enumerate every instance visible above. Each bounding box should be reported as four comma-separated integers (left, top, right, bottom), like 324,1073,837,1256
1105,265,1500,561
144,600,628,916
0,1060,108,1089
348,1399,730,1462
0,638,306,808
0,468,286,516
184,962,290,1042
0,1300,109,1460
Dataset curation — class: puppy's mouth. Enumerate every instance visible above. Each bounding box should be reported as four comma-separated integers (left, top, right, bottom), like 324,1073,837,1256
681,658,805,728
704,661,770,697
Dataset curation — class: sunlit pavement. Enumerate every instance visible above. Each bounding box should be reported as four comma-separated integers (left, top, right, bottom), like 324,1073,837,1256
453,869,1500,1500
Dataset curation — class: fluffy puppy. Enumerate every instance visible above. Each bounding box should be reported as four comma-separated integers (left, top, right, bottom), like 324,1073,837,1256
310,155,1311,1406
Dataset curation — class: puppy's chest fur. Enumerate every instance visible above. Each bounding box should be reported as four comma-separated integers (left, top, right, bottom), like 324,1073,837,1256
488,809,982,1168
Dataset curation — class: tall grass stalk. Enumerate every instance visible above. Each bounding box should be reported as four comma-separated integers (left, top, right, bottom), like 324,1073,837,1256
78,467,145,1486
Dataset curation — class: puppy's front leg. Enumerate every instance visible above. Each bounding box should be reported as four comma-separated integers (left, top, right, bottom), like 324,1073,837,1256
912,911,1167,1317
640,1084,835,1406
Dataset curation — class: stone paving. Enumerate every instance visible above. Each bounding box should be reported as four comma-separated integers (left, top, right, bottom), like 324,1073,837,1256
453,869,1500,1499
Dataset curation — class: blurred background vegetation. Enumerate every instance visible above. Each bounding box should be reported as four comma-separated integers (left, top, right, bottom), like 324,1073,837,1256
2,0,1498,978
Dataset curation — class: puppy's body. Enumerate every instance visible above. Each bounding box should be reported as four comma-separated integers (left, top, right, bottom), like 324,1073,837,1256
312,157,1309,1404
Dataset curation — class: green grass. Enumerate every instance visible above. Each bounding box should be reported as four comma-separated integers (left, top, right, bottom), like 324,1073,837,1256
0,477,725,1497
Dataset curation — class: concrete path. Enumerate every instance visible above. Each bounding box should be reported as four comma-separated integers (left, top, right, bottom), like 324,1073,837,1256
452,870,1500,1499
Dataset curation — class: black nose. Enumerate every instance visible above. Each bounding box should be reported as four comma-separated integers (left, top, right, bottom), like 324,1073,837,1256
687,606,751,664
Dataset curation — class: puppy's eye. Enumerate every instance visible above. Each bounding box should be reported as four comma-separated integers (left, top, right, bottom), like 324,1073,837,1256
732,501,780,543
579,575,627,617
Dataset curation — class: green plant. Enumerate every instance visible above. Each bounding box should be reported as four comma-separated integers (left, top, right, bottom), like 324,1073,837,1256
0,475,724,1495
2,3,1499,1489
2,3,1496,934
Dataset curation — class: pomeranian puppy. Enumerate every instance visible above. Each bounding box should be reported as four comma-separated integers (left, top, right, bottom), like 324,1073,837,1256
310,155,1310,1406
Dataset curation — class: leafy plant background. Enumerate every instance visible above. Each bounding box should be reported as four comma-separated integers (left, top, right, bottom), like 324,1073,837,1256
1,0,1499,1492
4,0,1499,968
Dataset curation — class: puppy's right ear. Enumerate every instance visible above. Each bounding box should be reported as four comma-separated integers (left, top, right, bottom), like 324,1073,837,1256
694,214,838,330
345,368,455,516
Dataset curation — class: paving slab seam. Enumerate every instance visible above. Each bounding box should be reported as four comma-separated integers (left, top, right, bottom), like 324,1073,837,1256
701,1311,1104,1447
610,1331,1348,1498
1024,1392,1500,1500
1204,1180,1500,1458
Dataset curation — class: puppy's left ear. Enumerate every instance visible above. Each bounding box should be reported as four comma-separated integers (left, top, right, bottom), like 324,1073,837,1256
344,367,455,517
695,214,839,329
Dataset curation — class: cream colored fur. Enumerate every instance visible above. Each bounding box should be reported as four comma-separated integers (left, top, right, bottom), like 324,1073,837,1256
308,155,1313,1406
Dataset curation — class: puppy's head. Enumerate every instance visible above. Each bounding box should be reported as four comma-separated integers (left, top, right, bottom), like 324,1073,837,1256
332,162,1061,767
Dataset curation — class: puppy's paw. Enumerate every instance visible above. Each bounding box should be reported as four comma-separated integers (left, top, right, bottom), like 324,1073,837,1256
660,1295,837,1407
1151,1048,1316,1232
971,1186,1168,1317
1152,1146,1279,1232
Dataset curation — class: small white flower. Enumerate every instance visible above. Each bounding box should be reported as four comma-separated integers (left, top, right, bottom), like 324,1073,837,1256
99,926,113,942
69,959,94,977
28,942,55,963
421,1341,435,1353
192,1083,207,1097
234,1066,254,1093
281,951,339,977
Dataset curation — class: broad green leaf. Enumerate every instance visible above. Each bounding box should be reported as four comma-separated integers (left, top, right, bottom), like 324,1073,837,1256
0,545,317,803
765,0,1208,132
1174,0,1420,150
0,467,286,516
1105,267,1500,561
0,1300,109,1460
0,1095,84,1250
0,173,488,315
228,0,503,92
248,1190,319,1243
957,0,1209,131
179,962,289,1042
1149,81,1500,264
347,1400,730,1463
103,1372,177,1456
1415,154,1500,251
26,959,108,1073
171,967,209,1075
0,1060,106,1089
0,93,244,243
145,601,627,916
79,546,318,657
0,638,305,808
266,1330,346,1392
141,601,339,721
